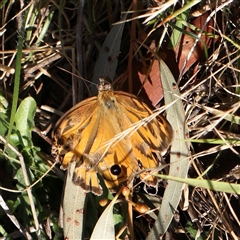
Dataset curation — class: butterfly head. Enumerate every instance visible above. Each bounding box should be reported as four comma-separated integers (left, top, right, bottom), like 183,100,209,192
98,77,113,92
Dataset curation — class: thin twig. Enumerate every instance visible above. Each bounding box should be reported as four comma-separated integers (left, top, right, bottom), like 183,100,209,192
0,136,40,235
0,195,33,239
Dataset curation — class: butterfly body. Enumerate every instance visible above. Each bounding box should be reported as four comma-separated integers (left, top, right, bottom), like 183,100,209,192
53,80,173,195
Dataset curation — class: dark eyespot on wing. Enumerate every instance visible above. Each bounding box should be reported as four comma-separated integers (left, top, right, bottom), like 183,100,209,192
110,165,122,175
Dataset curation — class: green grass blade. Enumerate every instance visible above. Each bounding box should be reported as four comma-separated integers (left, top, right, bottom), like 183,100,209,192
5,11,26,150
155,174,240,194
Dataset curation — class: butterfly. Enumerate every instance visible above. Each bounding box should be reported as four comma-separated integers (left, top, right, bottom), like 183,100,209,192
52,78,173,196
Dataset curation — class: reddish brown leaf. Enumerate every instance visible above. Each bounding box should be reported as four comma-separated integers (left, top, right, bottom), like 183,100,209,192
132,59,164,106
175,12,218,76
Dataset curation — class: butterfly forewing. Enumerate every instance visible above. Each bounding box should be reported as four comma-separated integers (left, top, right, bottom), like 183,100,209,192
52,81,173,195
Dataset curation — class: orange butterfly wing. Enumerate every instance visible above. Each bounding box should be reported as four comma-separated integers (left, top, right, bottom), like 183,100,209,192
53,96,104,194
113,91,173,187
53,84,173,195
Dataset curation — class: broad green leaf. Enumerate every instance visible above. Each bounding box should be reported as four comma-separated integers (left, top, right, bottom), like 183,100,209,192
147,59,190,239
0,93,8,113
92,14,126,94
62,163,85,239
0,113,9,136
90,197,116,240
14,97,36,147
15,167,35,191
